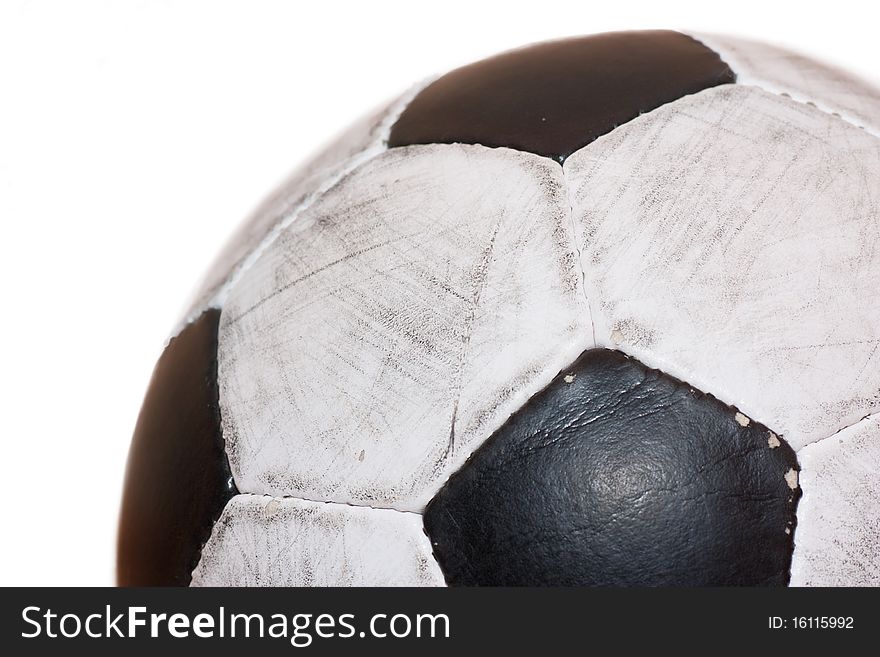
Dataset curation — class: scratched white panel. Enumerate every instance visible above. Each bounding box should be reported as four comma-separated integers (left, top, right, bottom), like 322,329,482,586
190,495,444,586
565,84,880,450
791,415,880,586
180,86,426,328
690,32,880,136
219,143,590,510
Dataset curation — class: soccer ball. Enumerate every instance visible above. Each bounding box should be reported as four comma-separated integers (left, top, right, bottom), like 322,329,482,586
118,30,880,586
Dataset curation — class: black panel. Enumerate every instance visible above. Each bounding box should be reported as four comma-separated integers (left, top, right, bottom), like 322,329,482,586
424,349,800,586
388,30,735,163
117,309,237,586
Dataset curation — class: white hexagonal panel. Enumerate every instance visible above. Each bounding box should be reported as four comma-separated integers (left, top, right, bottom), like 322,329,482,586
565,84,880,450
219,143,591,510
191,495,444,586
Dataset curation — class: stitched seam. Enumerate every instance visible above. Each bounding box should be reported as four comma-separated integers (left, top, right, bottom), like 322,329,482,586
742,81,879,139
560,162,597,346
419,157,599,512
209,80,432,308
797,411,879,452
169,78,434,340
232,492,423,517
687,32,880,140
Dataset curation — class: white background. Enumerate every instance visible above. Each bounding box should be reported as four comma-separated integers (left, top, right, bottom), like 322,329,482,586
0,0,876,586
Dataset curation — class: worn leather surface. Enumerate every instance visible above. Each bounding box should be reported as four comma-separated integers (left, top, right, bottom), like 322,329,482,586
215,144,587,510
118,309,237,586
388,30,735,163
424,349,801,586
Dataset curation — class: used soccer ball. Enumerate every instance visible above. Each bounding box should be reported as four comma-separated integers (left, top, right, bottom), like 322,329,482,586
119,30,880,586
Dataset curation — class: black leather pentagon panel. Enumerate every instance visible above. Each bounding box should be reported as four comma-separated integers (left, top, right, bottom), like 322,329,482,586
118,309,237,586
388,30,735,163
424,349,801,586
